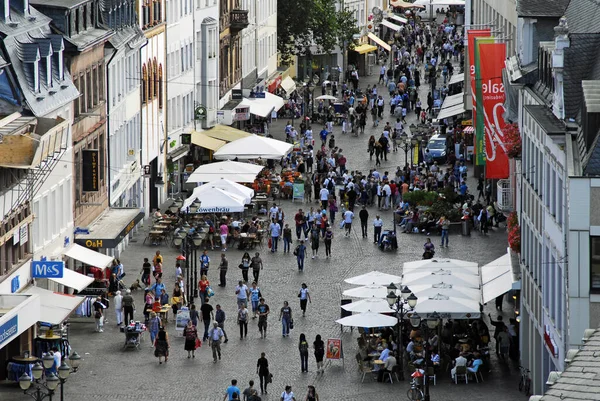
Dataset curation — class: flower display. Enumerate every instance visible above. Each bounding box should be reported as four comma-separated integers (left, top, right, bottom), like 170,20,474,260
504,123,522,159
507,211,521,253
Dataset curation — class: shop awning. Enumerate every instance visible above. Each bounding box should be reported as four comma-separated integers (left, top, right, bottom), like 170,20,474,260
382,19,402,31
390,0,425,8
0,294,41,348
74,208,144,249
48,268,95,292
353,44,378,55
168,145,190,162
389,14,408,24
191,131,226,151
23,287,84,325
448,73,465,85
280,76,297,94
441,93,465,109
436,103,466,120
481,253,518,304
203,125,251,143
368,32,391,52
239,92,285,118
63,244,113,268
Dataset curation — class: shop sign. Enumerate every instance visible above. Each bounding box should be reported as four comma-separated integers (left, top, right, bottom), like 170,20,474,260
232,89,243,100
32,261,64,278
234,107,250,121
326,338,342,359
461,120,473,126
82,149,99,192
0,316,18,346
19,224,28,246
11,275,19,293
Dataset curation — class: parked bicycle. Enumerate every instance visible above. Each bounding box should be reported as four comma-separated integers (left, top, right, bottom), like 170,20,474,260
518,365,531,396
407,377,424,401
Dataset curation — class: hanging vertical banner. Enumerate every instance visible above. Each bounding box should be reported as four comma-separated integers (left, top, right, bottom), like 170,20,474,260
477,42,509,179
473,36,496,166
467,29,491,166
82,149,99,192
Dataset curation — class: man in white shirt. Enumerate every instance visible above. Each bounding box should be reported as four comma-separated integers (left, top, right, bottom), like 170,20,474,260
343,209,354,236
319,187,329,210
451,353,468,380
373,215,384,244
382,183,392,210
235,280,250,308
269,204,279,221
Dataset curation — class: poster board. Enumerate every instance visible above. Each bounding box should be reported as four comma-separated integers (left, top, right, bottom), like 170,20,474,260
326,338,343,359
175,308,190,332
292,182,305,202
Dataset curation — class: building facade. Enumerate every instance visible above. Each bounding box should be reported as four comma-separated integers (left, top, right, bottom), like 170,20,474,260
218,0,246,107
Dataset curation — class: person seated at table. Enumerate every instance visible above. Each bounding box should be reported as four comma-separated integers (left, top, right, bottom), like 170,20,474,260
451,353,468,380
430,349,441,367
247,223,258,235
428,333,439,349
231,219,242,232
467,353,483,374
459,339,472,354
241,221,251,234
377,354,397,382
406,340,416,360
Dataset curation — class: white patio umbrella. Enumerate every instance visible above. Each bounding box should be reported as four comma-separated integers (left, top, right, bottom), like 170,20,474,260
181,187,247,213
402,271,480,289
411,293,481,320
342,285,389,299
409,283,481,302
190,178,255,204
341,298,393,314
186,160,264,184
403,258,478,273
315,95,338,101
403,264,479,276
213,134,293,160
344,271,403,286
336,311,398,328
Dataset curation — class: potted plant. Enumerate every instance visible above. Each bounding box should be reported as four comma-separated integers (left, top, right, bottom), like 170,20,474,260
504,123,522,159
507,211,521,253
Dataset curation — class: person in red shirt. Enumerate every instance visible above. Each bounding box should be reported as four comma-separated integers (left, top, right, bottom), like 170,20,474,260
389,181,398,206
294,209,308,240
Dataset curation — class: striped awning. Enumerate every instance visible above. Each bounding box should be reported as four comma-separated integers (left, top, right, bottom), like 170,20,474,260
368,32,391,52
382,19,402,31
463,126,474,133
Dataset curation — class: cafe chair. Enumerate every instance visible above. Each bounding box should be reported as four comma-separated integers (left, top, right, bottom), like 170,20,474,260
426,367,437,385
468,368,484,383
454,366,468,384
356,354,375,383
391,365,403,382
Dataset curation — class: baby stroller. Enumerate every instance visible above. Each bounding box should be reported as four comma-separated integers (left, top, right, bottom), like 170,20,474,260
378,230,398,251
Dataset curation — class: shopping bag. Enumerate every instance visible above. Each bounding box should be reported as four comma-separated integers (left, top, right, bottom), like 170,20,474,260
206,286,215,297
195,338,202,349
339,220,345,229
268,237,272,248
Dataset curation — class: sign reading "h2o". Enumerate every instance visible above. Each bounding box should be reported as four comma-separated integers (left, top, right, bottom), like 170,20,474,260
31,261,64,278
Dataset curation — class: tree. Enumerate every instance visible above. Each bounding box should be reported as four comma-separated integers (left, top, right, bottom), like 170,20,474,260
277,0,359,65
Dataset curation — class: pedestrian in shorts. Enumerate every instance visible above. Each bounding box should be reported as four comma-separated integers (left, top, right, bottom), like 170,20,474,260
257,298,270,339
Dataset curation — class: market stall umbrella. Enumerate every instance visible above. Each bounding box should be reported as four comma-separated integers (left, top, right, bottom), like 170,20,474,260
411,293,481,320
186,160,264,184
344,271,403,286
315,95,338,101
342,285,389,298
402,270,480,289
341,298,392,313
213,134,293,160
181,187,247,213
413,0,465,5
409,283,481,302
403,258,479,274
189,178,255,204
335,311,398,328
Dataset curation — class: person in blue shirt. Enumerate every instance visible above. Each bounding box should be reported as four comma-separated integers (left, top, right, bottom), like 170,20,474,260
294,240,307,271
223,379,241,401
200,250,210,277
459,181,468,196
319,126,328,145
269,218,281,253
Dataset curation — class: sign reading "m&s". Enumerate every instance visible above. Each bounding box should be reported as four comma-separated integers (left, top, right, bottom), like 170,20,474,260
31,261,64,278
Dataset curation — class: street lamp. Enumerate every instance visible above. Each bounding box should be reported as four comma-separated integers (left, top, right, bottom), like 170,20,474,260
422,311,440,401
19,363,59,401
386,283,418,380
174,211,203,304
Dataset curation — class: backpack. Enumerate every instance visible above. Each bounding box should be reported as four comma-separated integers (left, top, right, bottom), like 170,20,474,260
208,225,215,233
300,340,309,353
327,179,334,191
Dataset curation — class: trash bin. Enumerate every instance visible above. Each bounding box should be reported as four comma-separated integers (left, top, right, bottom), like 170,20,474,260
461,220,471,236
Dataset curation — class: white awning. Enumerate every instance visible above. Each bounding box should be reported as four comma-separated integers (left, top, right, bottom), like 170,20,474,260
441,93,464,109
448,73,465,85
63,244,113,268
49,268,95,292
368,32,391,52
481,253,518,304
239,92,285,118
389,14,408,24
23,287,84,325
280,76,296,94
436,103,466,120
0,294,41,348
382,19,402,31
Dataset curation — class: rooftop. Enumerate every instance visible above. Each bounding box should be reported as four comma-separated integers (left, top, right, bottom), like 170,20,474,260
524,105,565,134
516,0,570,18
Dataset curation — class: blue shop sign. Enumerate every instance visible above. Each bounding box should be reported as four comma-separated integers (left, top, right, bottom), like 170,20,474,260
31,261,64,278
0,316,18,346
11,275,19,293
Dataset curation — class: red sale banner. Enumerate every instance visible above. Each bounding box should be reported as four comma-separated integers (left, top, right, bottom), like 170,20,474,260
468,29,491,165
478,42,509,179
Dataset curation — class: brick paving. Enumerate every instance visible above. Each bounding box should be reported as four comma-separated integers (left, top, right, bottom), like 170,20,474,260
0,64,524,401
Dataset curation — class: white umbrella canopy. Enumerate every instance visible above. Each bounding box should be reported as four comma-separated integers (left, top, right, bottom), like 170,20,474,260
341,298,393,313
190,178,255,204
186,160,264,184
181,187,247,213
403,264,479,276
409,283,481,302
411,293,481,320
213,134,293,160
403,258,478,273
402,270,480,289
336,311,398,328
344,271,403,286
315,95,338,101
342,286,389,299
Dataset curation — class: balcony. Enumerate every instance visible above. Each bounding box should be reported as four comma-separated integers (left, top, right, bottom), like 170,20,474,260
497,179,514,212
230,9,249,32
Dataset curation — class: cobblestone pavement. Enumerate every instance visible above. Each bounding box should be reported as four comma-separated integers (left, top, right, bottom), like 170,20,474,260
0,66,523,401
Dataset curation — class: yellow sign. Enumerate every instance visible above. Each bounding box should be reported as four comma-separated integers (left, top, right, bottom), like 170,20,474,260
85,239,103,248
461,120,473,126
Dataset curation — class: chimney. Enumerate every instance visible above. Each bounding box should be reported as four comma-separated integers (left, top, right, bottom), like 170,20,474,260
0,0,9,22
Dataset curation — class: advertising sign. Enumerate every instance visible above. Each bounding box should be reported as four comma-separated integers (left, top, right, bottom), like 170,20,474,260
326,338,342,360
82,149,99,192
292,182,305,202
32,261,65,278
473,36,496,166
477,42,509,179
176,308,190,332
0,316,18,346
467,29,491,165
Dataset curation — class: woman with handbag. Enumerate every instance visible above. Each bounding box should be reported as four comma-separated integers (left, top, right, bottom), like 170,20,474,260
256,352,270,394
183,320,199,358
238,304,249,339
154,326,170,364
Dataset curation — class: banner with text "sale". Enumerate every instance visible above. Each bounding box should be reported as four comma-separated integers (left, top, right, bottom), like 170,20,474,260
475,41,509,179
467,29,491,166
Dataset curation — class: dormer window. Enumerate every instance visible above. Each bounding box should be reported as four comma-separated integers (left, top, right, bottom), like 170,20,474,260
49,35,65,82
22,43,41,93
36,39,53,88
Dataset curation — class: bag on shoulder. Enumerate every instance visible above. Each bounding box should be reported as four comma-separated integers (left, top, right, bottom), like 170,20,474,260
293,247,299,256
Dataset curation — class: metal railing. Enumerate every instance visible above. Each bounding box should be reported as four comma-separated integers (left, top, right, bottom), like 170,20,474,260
497,179,514,212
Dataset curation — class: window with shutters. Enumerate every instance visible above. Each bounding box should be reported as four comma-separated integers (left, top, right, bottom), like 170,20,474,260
142,64,148,103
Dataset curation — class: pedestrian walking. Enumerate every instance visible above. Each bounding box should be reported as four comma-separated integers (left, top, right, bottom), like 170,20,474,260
324,227,333,257
208,321,224,363
294,240,307,271
343,209,354,236
269,218,281,252
243,380,260,401
219,253,228,287
359,206,369,238
153,326,169,364
238,303,249,339
240,252,251,282
250,282,261,318
235,280,250,308
437,215,450,247
93,296,106,332
189,303,199,327
141,258,151,286
256,353,270,394
122,289,135,324
310,227,319,259
183,320,199,358
298,283,311,317
223,379,241,401
251,252,263,283
313,335,325,373
279,301,293,337
200,250,210,277
299,333,309,372
113,290,123,326
198,275,210,305
283,224,292,253
148,311,160,343
200,297,214,340
215,304,229,343
220,221,229,251
257,298,270,338
281,385,296,401
373,214,383,244
305,385,319,401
